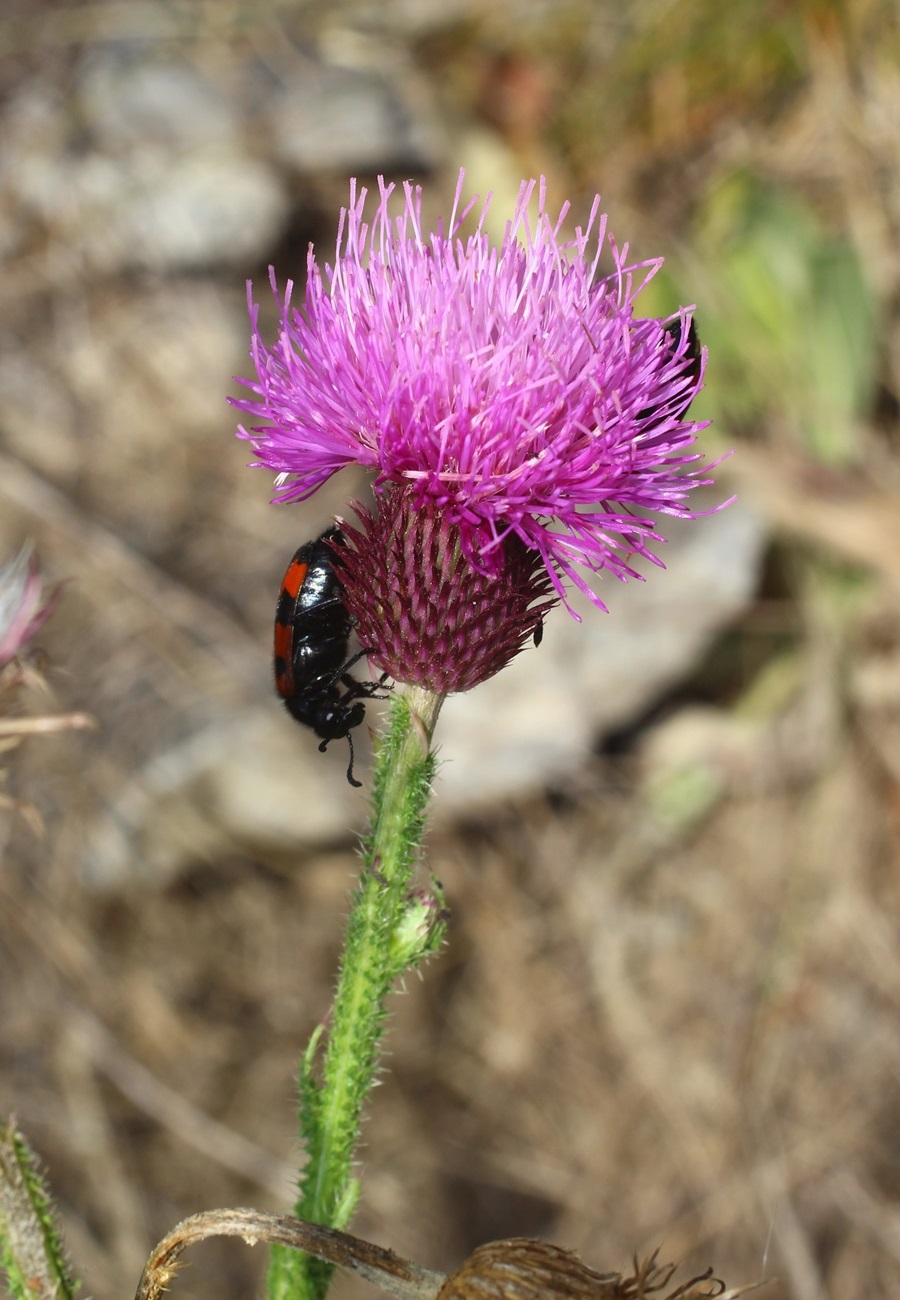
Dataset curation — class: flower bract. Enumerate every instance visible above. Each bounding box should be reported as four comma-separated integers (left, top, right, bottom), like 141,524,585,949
334,488,556,693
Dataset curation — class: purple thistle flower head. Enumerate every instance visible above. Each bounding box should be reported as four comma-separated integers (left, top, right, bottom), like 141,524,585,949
233,171,725,615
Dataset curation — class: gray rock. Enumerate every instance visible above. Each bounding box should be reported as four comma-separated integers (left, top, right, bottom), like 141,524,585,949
75,151,289,272
432,493,764,806
1,64,290,273
78,56,239,149
268,57,441,174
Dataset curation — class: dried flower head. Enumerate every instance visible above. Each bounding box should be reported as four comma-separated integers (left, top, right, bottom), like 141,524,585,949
436,1239,727,1300
233,172,724,616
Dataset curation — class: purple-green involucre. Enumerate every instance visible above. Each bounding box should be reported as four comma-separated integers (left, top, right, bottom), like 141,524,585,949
232,171,725,612
334,489,556,693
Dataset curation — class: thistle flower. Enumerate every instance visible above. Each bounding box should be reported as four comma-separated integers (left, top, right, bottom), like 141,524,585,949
233,173,725,691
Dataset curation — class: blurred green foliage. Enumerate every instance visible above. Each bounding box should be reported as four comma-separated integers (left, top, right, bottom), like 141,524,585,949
691,173,878,462
642,174,878,463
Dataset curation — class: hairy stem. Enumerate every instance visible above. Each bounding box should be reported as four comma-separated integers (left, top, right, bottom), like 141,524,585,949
269,687,445,1300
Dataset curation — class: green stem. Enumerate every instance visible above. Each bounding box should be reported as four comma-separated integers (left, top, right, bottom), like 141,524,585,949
269,686,445,1300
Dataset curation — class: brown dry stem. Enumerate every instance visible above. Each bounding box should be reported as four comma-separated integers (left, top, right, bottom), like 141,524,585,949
134,1209,446,1300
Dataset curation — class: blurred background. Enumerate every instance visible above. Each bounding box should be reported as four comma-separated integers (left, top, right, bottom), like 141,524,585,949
1,2,899,1298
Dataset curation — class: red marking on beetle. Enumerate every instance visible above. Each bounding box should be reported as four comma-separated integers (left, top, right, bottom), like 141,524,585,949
281,558,309,600
274,621,294,694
